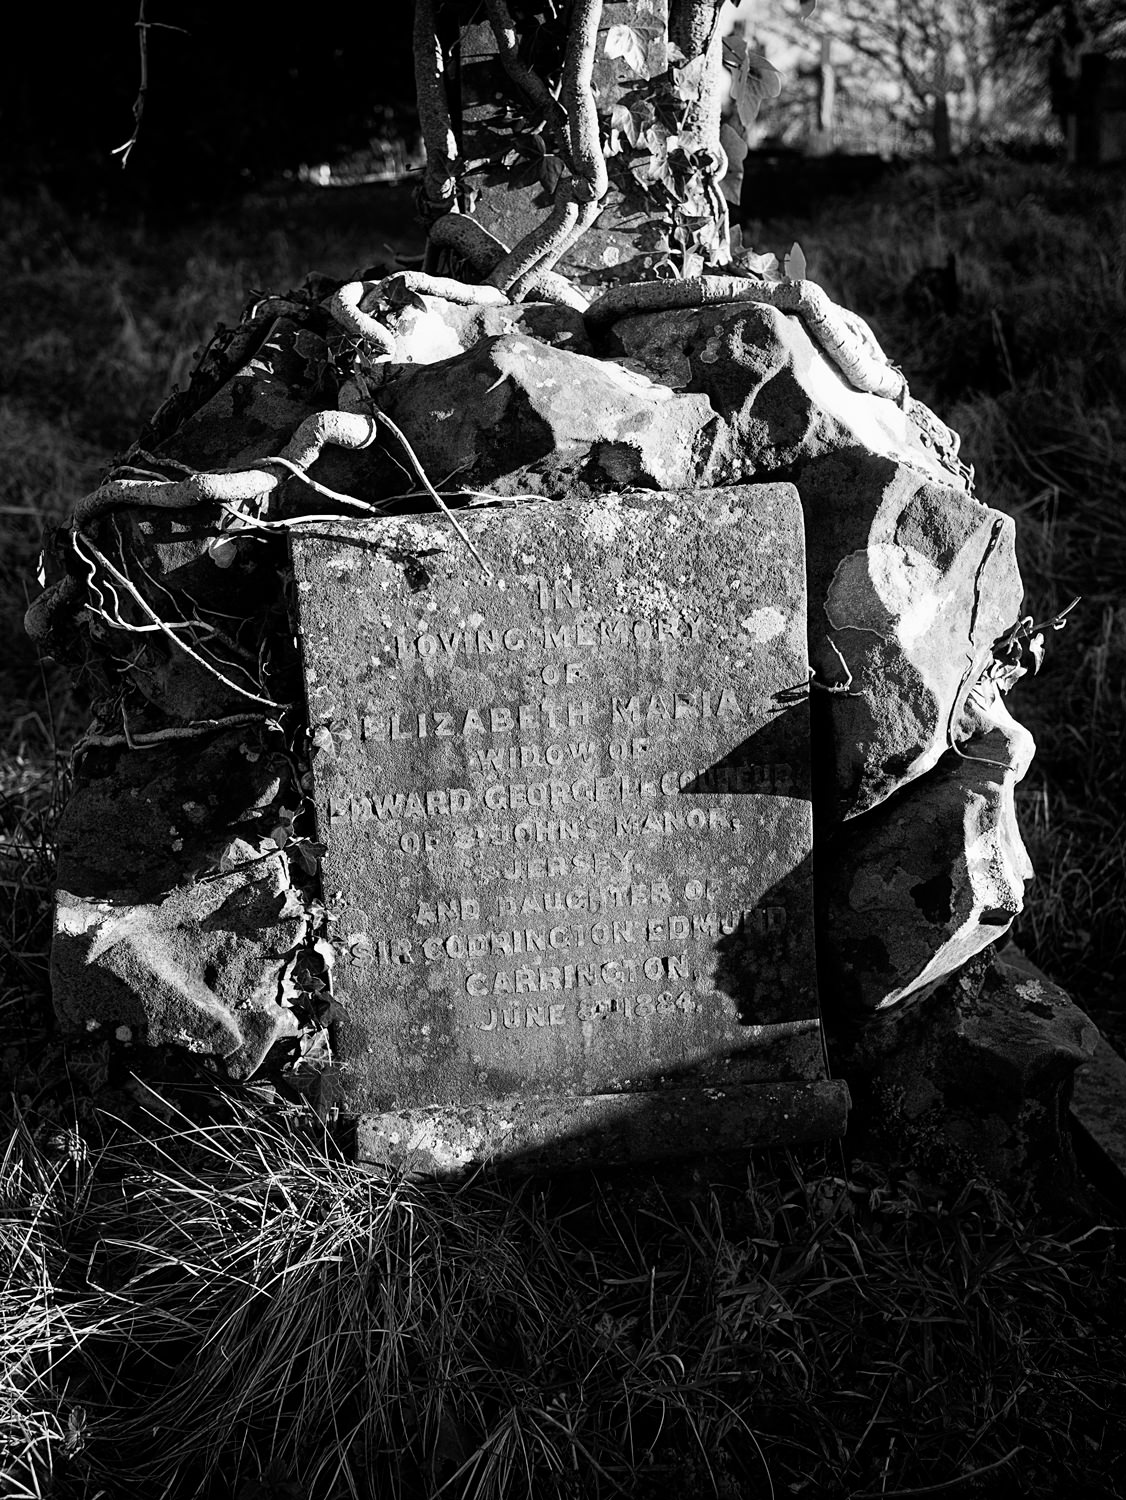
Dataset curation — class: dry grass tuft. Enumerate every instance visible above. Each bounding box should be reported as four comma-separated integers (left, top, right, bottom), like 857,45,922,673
2,1090,1123,1499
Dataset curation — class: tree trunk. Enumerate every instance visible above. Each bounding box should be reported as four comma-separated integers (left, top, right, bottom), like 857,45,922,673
813,34,836,155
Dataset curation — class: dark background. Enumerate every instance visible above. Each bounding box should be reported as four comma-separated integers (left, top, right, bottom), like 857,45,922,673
1,3,417,212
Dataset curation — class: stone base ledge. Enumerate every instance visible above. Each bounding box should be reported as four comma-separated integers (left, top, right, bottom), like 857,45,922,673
355,1079,850,1176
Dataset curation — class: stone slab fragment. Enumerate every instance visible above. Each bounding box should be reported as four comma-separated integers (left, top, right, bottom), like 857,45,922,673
357,1080,851,1176
293,485,836,1160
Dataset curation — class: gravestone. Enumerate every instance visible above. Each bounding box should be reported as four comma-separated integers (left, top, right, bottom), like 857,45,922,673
293,483,849,1172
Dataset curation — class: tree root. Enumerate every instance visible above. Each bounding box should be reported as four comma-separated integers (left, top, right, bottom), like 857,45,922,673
489,198,583,296
486,0,607,297
72,411,382,531
25,408,385,654
560,0,609,208
412,0,459,224
485,0,570,161
427,215,590,310
75,713,280,756
669,0,725,60
584,275,908,403
328,272,509,353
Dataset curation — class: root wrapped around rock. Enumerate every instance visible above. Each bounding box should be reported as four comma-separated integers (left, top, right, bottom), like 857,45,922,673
428,214,590,311
585,275,907,403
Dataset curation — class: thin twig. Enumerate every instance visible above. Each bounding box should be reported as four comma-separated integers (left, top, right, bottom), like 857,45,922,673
75,536,286,710
76,714,280,753
112,0,149,168
111,5,186,167
259,454,385,513
370,409,493,577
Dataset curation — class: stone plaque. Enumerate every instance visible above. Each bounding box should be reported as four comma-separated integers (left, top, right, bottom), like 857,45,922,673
293,486,848,1169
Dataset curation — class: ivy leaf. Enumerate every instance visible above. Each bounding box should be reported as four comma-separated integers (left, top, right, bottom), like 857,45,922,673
1029,632,1046,674
672,50,710,93
630,153,665,186
742,248,783,280
723,33,747,69
207,536,239,569
289,839,326,876
695,218,723,254
511,158,545,190
605,23,649,77
783,240,807,280
611,103,641,148
734,49,783,134
641,122,667,155
539,154,566,196
384,281,427,312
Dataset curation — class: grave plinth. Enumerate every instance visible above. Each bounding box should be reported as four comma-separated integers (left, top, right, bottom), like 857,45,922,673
293,486,848,1171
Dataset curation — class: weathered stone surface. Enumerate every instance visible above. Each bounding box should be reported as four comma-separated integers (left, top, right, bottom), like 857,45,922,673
604,302,1024,818
801,455,1023,819
381,293,592,365
1071,1032,1126,1197
607,301,961,491
356,1081,849,1176
53,840,303,1072
376,332,720,497
49,714,300,1076
822,682,1034,1013
293,485,844,1159
371,298,1024,827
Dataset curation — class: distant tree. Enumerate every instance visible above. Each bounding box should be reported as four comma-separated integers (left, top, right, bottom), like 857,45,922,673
750,0,1054,156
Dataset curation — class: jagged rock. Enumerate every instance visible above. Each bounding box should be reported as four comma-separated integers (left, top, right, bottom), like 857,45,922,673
54,731,285,903
383,293,592,364
802,454,1023,817
376,332,720,496
50,731,299,1075
53,840,304,1074
822,682,1034,1013
606,300,964,491
603,301,1023,817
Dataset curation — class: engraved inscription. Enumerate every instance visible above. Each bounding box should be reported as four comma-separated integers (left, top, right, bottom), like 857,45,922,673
294,487,818,1108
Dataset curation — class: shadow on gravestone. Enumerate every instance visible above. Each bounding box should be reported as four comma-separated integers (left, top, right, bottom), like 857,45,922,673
292,485,849,1173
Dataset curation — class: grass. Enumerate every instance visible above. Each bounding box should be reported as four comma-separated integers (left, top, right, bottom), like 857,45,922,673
3,1087,1123,1499
3,160,1126,1496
